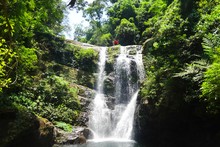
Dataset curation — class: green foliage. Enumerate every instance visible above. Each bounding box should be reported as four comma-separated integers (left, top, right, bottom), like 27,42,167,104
74,25,87,42
54,121,73,132
143,0,185,39
143,0,186,74
202,33,220,61
36,75,79,106
83,0,107,23
140,72,157,100
108,0,137,26
38,104,78,124
157,0,184,36
74,47,97,60
78,0,110,45
136,0,166,36
174,60,208,83
74,47,98,71
99,33,113,46
78,0,140,45
200,33,220,113
108,0,139,44
0,39,16,92
7,75,80,124
115,18,139,45
140,0,196,108
201,54,220,113
196,2,220,36
0,0,66,93
18,46,38,72
33,0,66,34
194,1,220,113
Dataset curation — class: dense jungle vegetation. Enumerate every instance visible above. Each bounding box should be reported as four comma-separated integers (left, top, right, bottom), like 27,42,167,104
0,0,220,146
75,0,220,121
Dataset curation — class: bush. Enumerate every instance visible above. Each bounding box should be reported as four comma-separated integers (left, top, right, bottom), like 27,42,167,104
0,39,16,92
99,33,112,46
74,47,98,72
6,75,80,124
115,18,139,45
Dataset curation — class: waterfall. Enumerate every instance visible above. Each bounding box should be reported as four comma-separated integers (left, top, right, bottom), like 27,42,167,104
113,90,139,139
88,47,111,138
89,45,144,141
96,47,107,93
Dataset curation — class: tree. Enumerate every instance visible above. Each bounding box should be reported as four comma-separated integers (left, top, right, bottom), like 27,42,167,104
115,18,139,45
199,2,220,113
0,0,66,91
0,40,15,92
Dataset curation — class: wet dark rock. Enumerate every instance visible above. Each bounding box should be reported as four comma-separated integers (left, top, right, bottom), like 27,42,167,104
77,85,95,109
76,70,96,89
104,72,115,97
76,111,89,126
54,127,92,145
128,48,137,55
105,95,116,110
76,85,95,126
0,109,55,147
134,93,220,147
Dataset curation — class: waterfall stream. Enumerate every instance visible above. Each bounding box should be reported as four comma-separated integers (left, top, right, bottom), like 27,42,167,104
88,45,144,142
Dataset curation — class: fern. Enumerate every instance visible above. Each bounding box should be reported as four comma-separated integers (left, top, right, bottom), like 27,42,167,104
174,60,209,83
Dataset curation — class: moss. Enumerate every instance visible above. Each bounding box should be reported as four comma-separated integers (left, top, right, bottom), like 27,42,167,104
105,46,120,74
74,47,99,72
107,46,120,64
54,121,73,132
1,34,100,146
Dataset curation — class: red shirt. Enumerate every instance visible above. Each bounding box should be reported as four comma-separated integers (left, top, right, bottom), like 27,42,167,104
113,40,119,45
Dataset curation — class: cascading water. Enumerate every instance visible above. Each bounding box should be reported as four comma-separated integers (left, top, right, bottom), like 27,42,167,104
88,47,112,138
88,45,145,142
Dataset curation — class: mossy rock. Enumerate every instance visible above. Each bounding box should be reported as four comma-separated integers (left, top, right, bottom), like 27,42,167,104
0,107,55,147
103,72,115,97
107,46,120,64
76,70,96,89
106,46,120,74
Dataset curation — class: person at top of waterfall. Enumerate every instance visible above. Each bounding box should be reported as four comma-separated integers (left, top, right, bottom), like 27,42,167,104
113,39,119,45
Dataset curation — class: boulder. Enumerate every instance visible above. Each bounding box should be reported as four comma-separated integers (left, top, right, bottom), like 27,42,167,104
76,85,96,126
54,127,93,145
75,111,89,126
0,108,55,147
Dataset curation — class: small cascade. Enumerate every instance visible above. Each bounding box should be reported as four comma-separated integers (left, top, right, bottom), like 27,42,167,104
88,45,145,141
88,47,111,138
113,90,139,139
115,46,133,104
96,47,107,93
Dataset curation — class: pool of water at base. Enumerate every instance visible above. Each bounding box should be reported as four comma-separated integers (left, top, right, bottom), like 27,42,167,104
55,139,142,147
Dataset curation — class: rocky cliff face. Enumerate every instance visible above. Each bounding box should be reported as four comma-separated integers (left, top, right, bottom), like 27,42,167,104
47,40,101,127
0,39,101,147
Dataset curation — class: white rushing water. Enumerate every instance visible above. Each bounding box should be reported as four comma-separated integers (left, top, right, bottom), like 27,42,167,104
89,45,144,141
113,90,139,139
88,47,112,138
